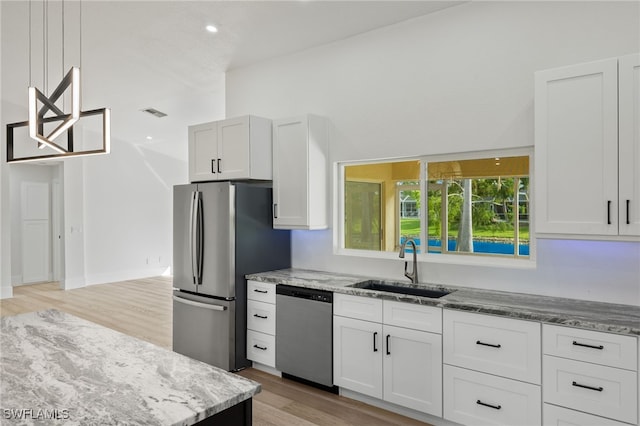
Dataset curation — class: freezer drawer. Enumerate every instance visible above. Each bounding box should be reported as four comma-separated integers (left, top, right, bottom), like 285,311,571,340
172,292,235,371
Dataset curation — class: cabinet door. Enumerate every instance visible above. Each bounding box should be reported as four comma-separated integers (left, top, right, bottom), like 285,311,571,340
383,325,442,416
272,117,310,228
444,365,541,426
535,58,619,235
217,116,250,180
188,122,218,182
333,315,383,399
619,53,640,236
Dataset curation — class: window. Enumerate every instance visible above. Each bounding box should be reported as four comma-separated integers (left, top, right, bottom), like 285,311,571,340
338,150,532,262
343,160,421,253
427,155,530,258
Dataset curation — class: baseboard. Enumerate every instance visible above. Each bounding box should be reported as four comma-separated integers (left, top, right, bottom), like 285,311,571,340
0,285,14,299
84,267,168,287
11,275,22,286
62,276,86,290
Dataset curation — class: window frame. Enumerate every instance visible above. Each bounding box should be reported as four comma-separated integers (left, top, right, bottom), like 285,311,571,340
334,148,536,268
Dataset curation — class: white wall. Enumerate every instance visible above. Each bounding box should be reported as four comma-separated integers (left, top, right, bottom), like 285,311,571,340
0,1,11,299
226,1,640,306
81,135,184,285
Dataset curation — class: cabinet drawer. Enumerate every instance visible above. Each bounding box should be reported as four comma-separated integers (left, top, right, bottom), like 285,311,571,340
543,355,638,424
334,293,382,322
383,300,442,333
247,330,275,367
247,280,276,304
443,365,541,426
443,310,541,384
543,324,637,370
543,403,631,426
247,300,276,335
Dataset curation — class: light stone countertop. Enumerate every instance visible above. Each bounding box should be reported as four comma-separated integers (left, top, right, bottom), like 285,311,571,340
247,268,640,336
0,309,260,425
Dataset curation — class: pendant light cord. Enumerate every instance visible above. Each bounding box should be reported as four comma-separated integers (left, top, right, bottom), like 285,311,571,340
28,0,31,87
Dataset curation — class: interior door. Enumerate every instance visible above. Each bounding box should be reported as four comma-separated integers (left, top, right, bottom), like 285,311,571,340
345,181,382,250
21,182,50,283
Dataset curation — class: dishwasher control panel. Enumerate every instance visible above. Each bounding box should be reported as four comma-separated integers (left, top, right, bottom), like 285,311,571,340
276,284,333,303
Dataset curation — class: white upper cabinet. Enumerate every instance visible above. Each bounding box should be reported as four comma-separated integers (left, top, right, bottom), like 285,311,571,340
535,54,640,238
188,115,272,183
272,114,329,230
618,54,640,236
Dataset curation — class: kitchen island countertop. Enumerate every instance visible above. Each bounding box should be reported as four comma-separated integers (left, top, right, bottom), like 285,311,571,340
0,309,259,425
247,268,640,336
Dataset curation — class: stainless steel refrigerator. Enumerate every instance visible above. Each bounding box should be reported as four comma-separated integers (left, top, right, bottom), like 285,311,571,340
172,181,290,371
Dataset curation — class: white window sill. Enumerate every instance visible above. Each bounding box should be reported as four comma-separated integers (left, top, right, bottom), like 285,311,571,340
335,248,536,270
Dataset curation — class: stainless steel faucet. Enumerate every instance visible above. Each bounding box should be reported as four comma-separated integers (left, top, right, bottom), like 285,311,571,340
399,238,418,283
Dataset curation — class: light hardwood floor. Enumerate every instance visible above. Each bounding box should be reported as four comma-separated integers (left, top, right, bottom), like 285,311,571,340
1,278,430,426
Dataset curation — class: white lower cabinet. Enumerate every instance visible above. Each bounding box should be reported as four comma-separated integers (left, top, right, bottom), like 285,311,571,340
247,329,275,367
383,324,442,414
443,309,542,426
543,355,637,424
333,294,442,417
542,324,638,425
443,365,541,426
333,315,383,398
246,281,277,368
544,403,632,426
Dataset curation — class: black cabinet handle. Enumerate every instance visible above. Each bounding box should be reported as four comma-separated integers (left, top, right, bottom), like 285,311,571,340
607,200,612,225
273,203,278,219
253,344,267,351
253,289,268,294
373,332,378,352
572,381,603,392
386,334,391,355
573,340,604,350
476,400,501,410
211,159,216,174
627,199,631,225
253,314,268,319
476,340,501,349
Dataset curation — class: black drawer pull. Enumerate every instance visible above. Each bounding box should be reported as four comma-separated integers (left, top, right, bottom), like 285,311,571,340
476,340,501,348
253,314,268,319
253,344,267,351
572,340,604,350
476,400,501,410
373,332,378,352
253,289,268,294
386,334,391,355
607,200,612,225
572,381,603,392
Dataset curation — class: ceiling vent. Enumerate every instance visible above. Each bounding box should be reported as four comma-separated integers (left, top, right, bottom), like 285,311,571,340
141,107,167,118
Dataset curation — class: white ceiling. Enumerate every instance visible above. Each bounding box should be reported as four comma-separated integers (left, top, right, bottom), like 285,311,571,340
1,1,464,159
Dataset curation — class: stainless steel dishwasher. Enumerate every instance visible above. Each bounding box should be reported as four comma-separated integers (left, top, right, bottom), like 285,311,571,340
275,285,335,389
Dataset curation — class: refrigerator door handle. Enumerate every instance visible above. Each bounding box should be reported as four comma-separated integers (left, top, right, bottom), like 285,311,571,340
173,295,227,311
189,191,198,284
195,192,204,285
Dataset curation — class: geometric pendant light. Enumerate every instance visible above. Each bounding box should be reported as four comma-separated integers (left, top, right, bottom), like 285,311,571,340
6,0,111,163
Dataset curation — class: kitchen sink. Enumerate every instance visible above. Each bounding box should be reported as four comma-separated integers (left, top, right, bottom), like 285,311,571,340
348,280,452,298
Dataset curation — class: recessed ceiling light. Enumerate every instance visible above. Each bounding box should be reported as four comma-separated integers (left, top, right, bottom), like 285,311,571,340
146,136,153,140
206,25,218,33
